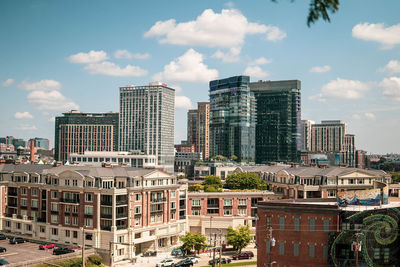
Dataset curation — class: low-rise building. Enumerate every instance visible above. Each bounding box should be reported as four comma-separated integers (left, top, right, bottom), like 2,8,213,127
0,164,187,263
174,152,202,177
194,163,238,180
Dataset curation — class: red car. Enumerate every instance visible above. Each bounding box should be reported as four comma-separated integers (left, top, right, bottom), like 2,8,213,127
39,243,56,250
232,252,252,260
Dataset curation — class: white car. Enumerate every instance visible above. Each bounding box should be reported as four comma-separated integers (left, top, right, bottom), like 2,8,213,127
187,257,199,264
156,259,175,267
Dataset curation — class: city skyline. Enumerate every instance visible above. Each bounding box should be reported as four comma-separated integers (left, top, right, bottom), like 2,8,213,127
1,0,400,154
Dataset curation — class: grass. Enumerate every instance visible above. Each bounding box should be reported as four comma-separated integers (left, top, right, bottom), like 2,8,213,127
201,260,257,267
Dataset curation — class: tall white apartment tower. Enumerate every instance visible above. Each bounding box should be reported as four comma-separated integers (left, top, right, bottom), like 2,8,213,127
119,82,175,173
301,120,314,151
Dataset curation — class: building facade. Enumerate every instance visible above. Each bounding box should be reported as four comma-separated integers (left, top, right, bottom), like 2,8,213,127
250,80,301,164
0,165,187,263
119,82,175,173
174,152,202,178
33,138,50,150
187,102,210,160
209,76,256,162
301,120,314,151
54,110,119,163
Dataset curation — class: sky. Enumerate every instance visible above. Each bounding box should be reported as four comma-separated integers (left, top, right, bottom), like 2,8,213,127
1,0,400,154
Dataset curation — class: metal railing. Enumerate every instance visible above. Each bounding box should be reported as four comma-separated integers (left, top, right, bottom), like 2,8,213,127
60,198,80,204
150,197,167,203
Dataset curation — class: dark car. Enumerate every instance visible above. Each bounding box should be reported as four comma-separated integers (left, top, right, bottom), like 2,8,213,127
9,237,25,244
0,247,6,253
232,252,251,260
242,251,254,258
53,247,75,255
0,234,6,240
175,259,193,267
0,259,9,265
208,258,231,265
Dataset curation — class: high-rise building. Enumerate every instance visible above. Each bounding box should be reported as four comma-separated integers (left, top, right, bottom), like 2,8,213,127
12,138,27,149
250,80,301,163
209,76,256,162
54,110,119,163
119,82,175,173
343,134,356,167
187,102,210,160
301,120,314,151
32,137,50,150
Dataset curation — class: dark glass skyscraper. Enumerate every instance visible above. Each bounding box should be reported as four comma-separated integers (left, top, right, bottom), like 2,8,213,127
209,76,256,162
250,80,301,163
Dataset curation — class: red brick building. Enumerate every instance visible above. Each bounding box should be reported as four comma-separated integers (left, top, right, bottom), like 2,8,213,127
256,199,339,267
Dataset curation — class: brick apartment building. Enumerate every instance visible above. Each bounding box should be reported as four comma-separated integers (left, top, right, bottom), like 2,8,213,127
0,164,187,262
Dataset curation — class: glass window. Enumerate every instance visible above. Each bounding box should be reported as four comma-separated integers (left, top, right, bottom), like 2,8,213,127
309,244,315,257
135,194,141,201
279,242,285,255
266,216,272,228
293,243,299,257
238,209,246,216
294,217,300,231
191,210,200,216
266,240,271,254
310,218,315,232
279,216,285,230
323,245,328,259
192,199,201,206
171,191,176,198
85,194,93,202
323,219,330,232
224,199,232,206
224,209,232,216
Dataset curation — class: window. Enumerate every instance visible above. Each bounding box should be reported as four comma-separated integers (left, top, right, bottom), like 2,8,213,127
266,240,271,254
323,219,330,232
65,180,70,186
293,243,299,257
191,210,200,216
21,198,27,207
383,248,390,261
51,215,58,223
31,188,38,196
51,203,58,212
102,181,113,189
26,225,32,231
65,205,71,213
294,217,300,231
135,194,141,201
170,202,176,209
65,230,70,237
309,244,315,258
323,245,328,259
238,209,246,216
85,219,93,227
171,212,175,220
266,216,272,228
72,217,78,226
85,194,93,202
65,217,71,224
21,188,27,195
85,206,93,215
85,234,93,241
238,199,247,206
31,199,38,208
224,199,232,207
51,191,58,199
328,190,336,197
134,217,141,226
72,206,78,214
279,242,285,255
309,218,315,232
279,216,285,230
224,209,232,216
40,226,45,233
134,206,141,214
52,228,58,236
73,231,78,239
341,222,350,230
192,199,201,206
171,191,176,198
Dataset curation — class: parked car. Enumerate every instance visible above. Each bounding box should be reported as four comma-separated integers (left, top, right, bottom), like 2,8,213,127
208,258,231,265
242,251,254,258
143,250,157,257
156,259,175,267
39,243,56,250
0,234,6,240
175,259,193,267
53,247,75,255
186,257,199,264
0,259,9,265
232,252,251,260
9,237,25,244
0,247,6,253
171,249,183,256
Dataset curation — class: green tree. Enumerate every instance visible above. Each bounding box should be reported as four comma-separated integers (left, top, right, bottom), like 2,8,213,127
272,0,339,26
230,155,238,162
188,184,204,192
226,225,252,253
225,172,267,190
391,172,400,183
180,232,207,255
204,175,222,188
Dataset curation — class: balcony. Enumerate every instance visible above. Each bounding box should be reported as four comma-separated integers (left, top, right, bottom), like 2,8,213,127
51,210,59,215
116,213,127,219
117,225,127,230
150,197,166,203
8,203,18,207
17,215,23,219
180,205,186,210
64,212,70,216
207,204,219,208
150,209,163,214
5,213,13,218
84,213,93,218
31,206,38,211
60,198,80,204
20,205,28,209
101,200,112,206
8,192,18,196
72,212,78,217
101,225,111,231
36,217,46,223
116,200,128,206
101,214,112,219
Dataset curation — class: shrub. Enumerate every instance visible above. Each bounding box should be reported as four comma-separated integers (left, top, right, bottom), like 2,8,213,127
88,254,102,265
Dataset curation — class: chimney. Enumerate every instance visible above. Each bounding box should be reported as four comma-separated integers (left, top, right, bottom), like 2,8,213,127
30,140,35,163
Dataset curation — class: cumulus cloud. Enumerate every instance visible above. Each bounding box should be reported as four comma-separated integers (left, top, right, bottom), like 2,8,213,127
14,112,34,119
310,65,331,73
212,47,241,63
352,23,400,48
379,60,400,74
114,50,150,59
19,80,61,91
319,78,369,100
380,76,400,101
2,78,14,87
16,124,37,131
243,65,269,79
175,95,193,109
364,112,376,120
68,50,108,64
84,61,148,77
265,26,286,41
27,90,79,111
250,57,272,65
153,49,218,83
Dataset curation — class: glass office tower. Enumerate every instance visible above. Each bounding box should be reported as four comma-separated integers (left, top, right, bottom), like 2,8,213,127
209,76,256,162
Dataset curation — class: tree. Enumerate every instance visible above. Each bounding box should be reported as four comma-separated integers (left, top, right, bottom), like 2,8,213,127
391,172,400,183
230,155,238,162
180,232,207,255
204,175,222,188
188,184,204,192
272,0,339,26
226,225,252,253
225,172,267,190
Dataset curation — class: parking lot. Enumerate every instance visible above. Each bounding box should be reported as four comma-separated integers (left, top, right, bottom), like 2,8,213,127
0,239,82,265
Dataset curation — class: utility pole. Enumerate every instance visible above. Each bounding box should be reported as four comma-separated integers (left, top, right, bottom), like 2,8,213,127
354,232,363,267
212,233,217,266
209,216,213,257
109,241,113,267
82,228,85,267
218,231,222,267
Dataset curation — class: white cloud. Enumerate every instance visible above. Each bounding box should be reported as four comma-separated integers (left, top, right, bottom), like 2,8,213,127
14,112,34,119
68,50,108,64
84,61,148,77
243,65,269,79
16,124,37,131
212,47,241,63
2,78,14,87
379,60,400,74
265,25,286,41
320,78,369,99
380,76,400,101
114,50,150,59
310,65,331,73
175,95,193,109
251,57,272,65
19,80,61,91
352,23,400,48
364,112,376,120
27,90,79,111
351,114,361,120
153,49,218,83
308,93,326,103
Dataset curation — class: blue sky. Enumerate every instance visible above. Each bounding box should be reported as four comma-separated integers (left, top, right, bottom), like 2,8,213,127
1,0,400,154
